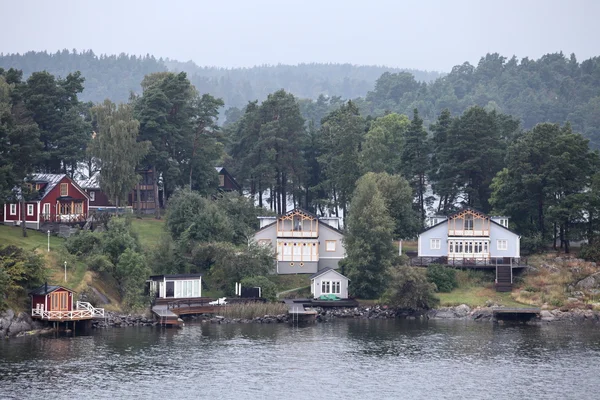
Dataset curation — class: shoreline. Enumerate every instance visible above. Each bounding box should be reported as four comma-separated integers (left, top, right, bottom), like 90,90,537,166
4,304,600,339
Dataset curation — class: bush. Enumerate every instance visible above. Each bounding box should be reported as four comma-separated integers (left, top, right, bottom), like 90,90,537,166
579,242,600,263
382,266,439,310
426,264,458,292
65,230,101,256
240,276,278,302
520,233,546,255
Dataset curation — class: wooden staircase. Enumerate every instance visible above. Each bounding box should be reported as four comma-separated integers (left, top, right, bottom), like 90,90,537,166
495,264,513,292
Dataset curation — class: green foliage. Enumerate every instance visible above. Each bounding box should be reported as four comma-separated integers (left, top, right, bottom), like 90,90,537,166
240,276,278,302
89,100,149,208
116,248,150,309
372,172,420,239
0,245,46,310
64,230,101,256
579,243,600,263
345,173,394,299
426,264,458,293
166,188,234,243
382,265,439,311
195,242,274,295
520,233,546,255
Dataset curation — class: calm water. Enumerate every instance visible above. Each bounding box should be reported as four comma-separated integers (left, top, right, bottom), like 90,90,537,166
2,320,600,399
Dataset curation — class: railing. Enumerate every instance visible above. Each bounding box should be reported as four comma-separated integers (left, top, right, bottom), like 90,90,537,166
40,213,87,223
411,256,526,267
31,301,104,320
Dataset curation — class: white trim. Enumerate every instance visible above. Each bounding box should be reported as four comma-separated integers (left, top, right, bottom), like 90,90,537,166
318,256,344,259
37,201,40,223
497,239,508,251
10,203,17,215
430,238,441,250
27,204,34,216
89,191,95,202
325,240,336,252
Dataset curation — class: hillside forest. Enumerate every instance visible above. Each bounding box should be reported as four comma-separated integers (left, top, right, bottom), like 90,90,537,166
1,50,600,306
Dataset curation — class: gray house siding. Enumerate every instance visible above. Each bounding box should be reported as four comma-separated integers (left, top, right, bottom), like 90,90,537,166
318,227,345,271
418,223,448,257
489,224,520,258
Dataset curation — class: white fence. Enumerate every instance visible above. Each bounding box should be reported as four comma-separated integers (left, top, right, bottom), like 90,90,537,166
32,301,105,320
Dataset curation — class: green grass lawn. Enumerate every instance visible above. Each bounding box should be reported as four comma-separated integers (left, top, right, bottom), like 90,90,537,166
130,217,166,250
436,286,527,308
0,224,64,250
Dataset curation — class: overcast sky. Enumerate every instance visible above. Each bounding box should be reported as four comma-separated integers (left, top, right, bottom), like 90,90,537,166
1,0,598,72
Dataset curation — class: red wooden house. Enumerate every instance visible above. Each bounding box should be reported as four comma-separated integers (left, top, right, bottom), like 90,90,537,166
77,172,119,210
215,167,241,192
30,284,104,321
2,173,89,231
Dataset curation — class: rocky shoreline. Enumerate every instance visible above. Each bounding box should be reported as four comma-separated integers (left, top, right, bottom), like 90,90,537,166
4,304,600,338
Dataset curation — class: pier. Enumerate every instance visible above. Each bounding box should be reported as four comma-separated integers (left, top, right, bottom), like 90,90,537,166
492,307,541,322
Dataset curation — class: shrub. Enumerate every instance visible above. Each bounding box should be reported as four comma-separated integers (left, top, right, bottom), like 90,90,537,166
579,243,600,263
65,230,101,256
240,276,278,302
426,264,458,292
520,233,546,255
382,266,439,310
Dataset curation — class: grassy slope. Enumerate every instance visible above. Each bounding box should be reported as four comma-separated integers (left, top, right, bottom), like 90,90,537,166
129,216,166,250
0,225,64,250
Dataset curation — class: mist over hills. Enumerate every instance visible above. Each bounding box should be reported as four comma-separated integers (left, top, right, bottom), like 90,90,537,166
2,50,600,146
0,50,441,107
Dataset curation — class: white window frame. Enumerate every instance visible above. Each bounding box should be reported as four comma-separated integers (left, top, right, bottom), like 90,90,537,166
60,183,68,197
89,191,95,202
10,204,17,215
497,239,508,251
430,238,441,250
321,280,341,295
326,240,336,252
27,204,34,216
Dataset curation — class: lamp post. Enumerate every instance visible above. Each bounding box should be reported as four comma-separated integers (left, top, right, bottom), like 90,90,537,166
47,230,50,252
64,261,67,282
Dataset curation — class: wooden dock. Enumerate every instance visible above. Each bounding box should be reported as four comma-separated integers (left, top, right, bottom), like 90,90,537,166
492,307,541,322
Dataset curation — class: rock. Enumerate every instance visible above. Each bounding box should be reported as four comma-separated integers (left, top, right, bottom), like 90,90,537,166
576,272,600,290
540,310,555,321
454,304,471,317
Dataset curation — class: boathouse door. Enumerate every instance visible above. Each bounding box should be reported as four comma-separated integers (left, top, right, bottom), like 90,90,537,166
50,292,69,311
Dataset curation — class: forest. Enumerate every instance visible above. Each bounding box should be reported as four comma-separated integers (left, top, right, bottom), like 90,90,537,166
1,50,600,303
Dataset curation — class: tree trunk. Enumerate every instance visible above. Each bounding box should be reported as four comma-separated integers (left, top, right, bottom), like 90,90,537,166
281,172,287,213
553,222,557,250
258,178,263,209
153,167,160,220
136,182,141,215
21,198,27,237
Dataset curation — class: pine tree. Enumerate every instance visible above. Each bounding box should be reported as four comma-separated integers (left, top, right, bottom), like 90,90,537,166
345,173,394,299
401,109,429,223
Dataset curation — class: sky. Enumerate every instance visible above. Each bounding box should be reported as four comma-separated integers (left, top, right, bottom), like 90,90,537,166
1,0,598,72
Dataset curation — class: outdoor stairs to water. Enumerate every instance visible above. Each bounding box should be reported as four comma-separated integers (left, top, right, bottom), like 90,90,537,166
495,264,512,292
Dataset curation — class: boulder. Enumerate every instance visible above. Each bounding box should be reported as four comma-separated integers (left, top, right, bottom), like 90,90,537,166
576,272,600,290
540,310,555,321
454,304,471,317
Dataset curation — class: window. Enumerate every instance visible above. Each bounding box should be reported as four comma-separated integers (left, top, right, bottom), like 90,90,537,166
27,204,34,216
60,203,70,215
500,218,508,228
60,183,68,197
465,215,474,230
174,280,201,298
218,174,225,187
484,242,489,252
449,241,454,253
321,281,341,294
43,203,50,218
430,239,441,250
497,240,508,251
283,243,292,256
326,240,336,252
89,191,95,202
74,203,83,214
10,204,16,215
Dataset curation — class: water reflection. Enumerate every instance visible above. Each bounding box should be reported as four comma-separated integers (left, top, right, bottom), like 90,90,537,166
2,320,600,399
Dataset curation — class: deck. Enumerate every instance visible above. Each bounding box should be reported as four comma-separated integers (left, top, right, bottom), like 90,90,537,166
492,307,541,322
409,256,527,269
31,301,104,321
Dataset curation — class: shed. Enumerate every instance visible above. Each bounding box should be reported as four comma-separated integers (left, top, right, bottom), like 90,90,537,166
148,274,203,299
30,284,75,313
310,268,349,299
